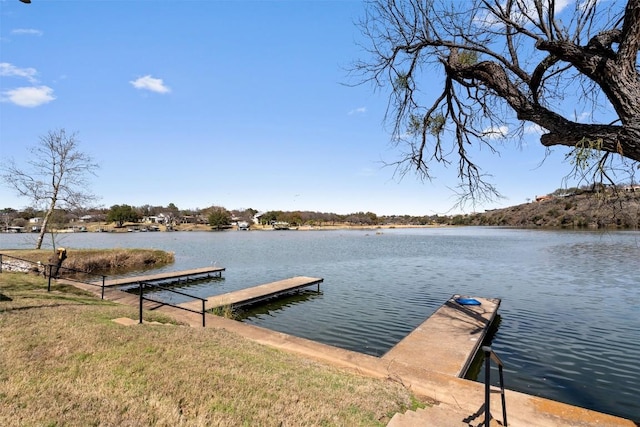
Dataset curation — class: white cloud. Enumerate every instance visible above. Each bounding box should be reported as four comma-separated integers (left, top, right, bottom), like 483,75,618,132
555,0,572,14
11,28,43,36
0,62,38,83
525,123,546,135
475,0,574,29
483,125,509,139
130,75,171,94
1,86,55,107
574,111,591,122
348,106,366,115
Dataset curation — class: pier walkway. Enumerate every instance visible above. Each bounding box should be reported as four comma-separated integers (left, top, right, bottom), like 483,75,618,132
178,276,323,312
383,295,500,377
96,266,225,287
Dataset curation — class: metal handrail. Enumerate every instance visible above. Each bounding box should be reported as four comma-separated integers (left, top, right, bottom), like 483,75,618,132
482,346,508,427
1,253,207,326
138,281,208,327
45,264,108,299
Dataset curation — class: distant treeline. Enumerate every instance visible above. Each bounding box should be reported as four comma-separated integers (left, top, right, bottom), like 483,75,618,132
1,204,449,229
3,183,639,229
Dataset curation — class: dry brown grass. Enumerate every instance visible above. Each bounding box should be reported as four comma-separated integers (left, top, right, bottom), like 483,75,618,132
469,191,640,228
1,248,174,274
0,273,420,426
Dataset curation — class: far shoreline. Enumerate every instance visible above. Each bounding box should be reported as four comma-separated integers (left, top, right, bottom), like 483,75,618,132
39,222,449,234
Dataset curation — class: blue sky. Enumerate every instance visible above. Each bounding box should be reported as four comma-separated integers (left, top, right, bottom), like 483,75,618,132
0,0,587,216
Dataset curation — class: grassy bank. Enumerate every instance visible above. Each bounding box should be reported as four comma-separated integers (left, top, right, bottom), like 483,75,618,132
0,272,420,426
1,248,174,274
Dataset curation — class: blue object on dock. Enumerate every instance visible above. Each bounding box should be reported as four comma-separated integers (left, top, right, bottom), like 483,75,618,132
455,297,481,306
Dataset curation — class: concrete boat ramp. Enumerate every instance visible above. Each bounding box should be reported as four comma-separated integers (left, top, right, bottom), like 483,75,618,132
60,268,634,426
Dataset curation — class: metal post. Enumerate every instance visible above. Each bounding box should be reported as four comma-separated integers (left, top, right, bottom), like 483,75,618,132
47,265,52,292
202,299,206,327
139,282,143,324
0,254,3,273
499,364,508,426
101,275,105,300
483,346,491,427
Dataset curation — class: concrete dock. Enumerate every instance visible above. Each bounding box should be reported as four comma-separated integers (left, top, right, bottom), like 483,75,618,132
383,295,500,377
178,276,323,312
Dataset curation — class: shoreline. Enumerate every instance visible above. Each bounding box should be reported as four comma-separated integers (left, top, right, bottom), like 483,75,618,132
34,223,448,233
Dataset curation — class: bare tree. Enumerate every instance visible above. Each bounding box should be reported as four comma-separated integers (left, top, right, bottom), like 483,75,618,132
1,129,99,249
353,0,640,204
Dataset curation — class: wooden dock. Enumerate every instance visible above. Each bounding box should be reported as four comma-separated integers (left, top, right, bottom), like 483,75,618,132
97,266,225,288
382,295,500,378
178,276,323,312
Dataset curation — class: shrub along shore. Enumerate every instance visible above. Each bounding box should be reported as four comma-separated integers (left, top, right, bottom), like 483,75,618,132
0,248,175,274
0,250,423,426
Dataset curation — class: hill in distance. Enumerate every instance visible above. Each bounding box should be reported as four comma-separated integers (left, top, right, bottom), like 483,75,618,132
464,189,640,229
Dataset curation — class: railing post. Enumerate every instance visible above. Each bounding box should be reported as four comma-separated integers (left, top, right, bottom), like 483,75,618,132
139,282,143,324
499,363,508,426
483,346,491,427
101,275,105,300
202,299,206,327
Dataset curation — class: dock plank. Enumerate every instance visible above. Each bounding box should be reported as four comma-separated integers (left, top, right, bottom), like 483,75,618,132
179,276,323,312
382,295,500,378
98,266,225,287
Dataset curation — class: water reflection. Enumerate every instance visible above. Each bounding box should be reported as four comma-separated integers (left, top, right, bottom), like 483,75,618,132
235,290,322,320
465,314,502,382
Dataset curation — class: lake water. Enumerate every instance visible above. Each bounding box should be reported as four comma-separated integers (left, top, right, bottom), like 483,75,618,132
2,227,639,421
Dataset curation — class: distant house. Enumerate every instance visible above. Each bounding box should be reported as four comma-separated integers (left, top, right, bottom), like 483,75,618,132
79,215,94,222
179,215,197,224
29,217,43,224
253,212,265,224
143,215,166,224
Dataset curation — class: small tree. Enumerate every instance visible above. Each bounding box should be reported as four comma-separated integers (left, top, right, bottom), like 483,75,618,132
161,202,180,226
260,211,281,225
207,206,231,230
0,208,17,231
107,204,140,227
1,129,99,249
